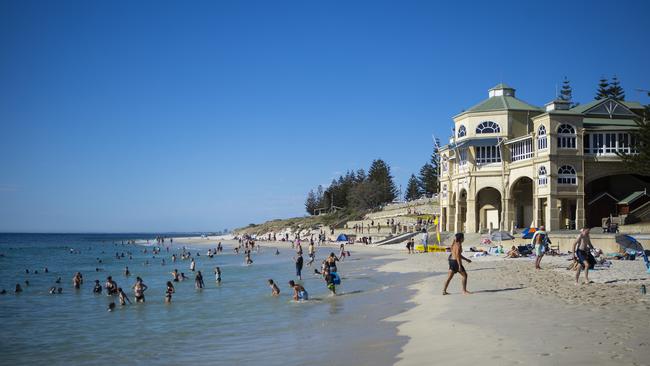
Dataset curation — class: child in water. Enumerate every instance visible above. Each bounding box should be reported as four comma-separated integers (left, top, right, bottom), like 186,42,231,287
93,280,102,294
288,280,308,301
268,279,280,296
214,267,221,284
117,287,131,305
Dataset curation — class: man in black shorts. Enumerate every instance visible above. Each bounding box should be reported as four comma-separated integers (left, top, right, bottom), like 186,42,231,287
442,233,472,295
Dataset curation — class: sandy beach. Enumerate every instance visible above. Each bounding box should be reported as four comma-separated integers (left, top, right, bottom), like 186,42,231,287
171,235,650,365
378,249,650,365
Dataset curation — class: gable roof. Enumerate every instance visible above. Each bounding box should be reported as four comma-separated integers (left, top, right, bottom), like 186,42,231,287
570,98,643,115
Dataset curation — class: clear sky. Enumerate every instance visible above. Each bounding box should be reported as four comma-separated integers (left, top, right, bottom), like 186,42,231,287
1,0,649,233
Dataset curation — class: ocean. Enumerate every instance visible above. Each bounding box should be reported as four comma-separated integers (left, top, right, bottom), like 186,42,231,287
0,233,423,366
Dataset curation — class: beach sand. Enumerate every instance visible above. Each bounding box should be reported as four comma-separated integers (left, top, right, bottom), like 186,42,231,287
377,249,650,365
173,236,650,365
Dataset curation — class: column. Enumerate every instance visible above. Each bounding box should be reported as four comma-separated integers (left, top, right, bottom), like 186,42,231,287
575,197,585,229
547,196,560,231
465,198,477,233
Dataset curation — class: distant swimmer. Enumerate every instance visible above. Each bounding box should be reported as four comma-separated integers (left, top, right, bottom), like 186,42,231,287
107,302,116,312
275,249,280,256
93,280,102,294
132,277,148,303
55,277,61,284
195,271,205,289
288,280,308,301
268,279,280,296
72,272,83,289
105,276,118,295
214,267,221,284
15,284,23,293
165,281,175,303
124,266,131,276
294,254,304,280
118,287,131,305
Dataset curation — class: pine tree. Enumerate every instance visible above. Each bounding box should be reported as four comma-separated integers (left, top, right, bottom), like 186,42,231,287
620,105,650,175
305,190,317,215
404,174,422,201
595,77,610,100
418,163,437,197
608,75,625,101
367,159,398,205
559,76,573,102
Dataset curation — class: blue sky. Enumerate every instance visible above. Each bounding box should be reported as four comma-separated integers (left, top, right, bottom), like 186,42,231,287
1,0,649,233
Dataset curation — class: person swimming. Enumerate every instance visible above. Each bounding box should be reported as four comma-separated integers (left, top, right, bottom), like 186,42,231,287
195,271,205,289
214,267,221,284
165,281,174,303
15,283,23,293
93,280,102,294
118,287,131,305
107,302,116,312
171,269,180,282
124,266,131,276
132,277,148,303
268,279,280,296
288,280,308,301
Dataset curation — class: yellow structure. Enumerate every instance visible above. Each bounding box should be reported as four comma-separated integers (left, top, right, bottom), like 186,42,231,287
439,83,648,233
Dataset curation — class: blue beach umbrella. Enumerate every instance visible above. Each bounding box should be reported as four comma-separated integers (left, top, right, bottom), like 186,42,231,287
336,234,348,242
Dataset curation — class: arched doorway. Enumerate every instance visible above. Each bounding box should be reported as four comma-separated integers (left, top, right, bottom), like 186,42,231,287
585,174,650,228
476,187,501,231
511,177,533,229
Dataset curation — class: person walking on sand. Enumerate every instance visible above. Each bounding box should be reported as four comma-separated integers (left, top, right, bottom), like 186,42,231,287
442,233,471,295
573,227,595,285
532,226,551,270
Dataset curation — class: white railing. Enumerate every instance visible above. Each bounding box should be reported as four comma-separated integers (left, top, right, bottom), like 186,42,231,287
510,137,533,162
584,132,639,156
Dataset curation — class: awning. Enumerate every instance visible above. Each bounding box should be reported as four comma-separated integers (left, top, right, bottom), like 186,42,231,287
455,137,500,148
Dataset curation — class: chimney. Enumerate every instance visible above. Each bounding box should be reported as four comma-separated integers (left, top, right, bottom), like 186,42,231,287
545,99,570,112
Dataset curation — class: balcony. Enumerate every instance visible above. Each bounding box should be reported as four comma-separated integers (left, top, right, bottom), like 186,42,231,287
584,132,639,156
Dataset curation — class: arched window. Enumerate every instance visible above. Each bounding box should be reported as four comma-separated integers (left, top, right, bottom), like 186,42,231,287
557,124,576,149
457,125,466,138
442,184,448,198
557,165,577,185
538,166,548,185
537,125,548,150
476,121,501,134
442,156,448,173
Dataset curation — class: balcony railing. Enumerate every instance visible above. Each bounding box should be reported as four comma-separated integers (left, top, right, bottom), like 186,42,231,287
584,132,639,156
510,137,533,162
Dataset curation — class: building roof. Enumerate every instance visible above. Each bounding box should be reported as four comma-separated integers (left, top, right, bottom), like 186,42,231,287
489,83,514,90
570,99,645,114
618,190,648,205
583,117,639,128
457,95,542,116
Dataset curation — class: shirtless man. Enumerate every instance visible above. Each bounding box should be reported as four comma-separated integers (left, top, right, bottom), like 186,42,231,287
288,280,308,301
573,227,595,285
442,233,471,295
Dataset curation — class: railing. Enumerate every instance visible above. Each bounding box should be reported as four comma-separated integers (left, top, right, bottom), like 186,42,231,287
584,132,639,156
475,145,501,165
510,137,533,162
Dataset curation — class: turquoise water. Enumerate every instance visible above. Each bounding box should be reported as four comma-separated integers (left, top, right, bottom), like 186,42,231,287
0,234,422,365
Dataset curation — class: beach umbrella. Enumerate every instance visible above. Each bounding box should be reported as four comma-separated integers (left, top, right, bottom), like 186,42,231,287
521,227,537,239
336,234,348,242
615,234,644,252
490,231,515,241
